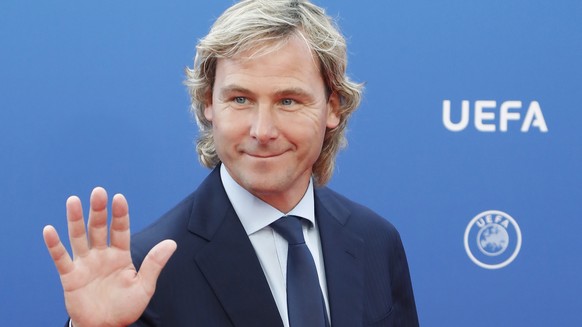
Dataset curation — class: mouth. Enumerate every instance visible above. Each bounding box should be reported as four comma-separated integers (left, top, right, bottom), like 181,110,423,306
244,151,286,159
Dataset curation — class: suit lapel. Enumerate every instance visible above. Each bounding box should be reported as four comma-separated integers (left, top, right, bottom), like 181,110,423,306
316,188,365,327
188,167,283,327
185,169,364,326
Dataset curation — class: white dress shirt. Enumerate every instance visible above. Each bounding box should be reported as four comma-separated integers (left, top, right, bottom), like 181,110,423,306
220,165,330,327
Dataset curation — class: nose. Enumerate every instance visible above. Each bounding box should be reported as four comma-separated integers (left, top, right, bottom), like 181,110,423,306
250,104,279,144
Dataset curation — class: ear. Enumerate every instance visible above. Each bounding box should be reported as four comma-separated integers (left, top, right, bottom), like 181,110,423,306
204,104,213,122
326,92,340,128
203,91,213,122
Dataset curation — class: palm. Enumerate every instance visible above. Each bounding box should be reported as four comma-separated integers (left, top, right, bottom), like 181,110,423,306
43,187,176,327
62,248,147,327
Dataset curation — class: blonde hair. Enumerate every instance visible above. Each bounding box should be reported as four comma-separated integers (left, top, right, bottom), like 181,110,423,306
185,0,363,186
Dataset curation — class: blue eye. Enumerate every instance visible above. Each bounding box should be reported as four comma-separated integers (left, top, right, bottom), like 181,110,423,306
234,97,247,104
281,98,295,106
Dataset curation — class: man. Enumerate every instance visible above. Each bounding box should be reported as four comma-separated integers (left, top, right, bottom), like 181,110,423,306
43,0,419,326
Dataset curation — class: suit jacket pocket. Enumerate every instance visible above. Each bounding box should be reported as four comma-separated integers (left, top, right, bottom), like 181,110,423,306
366,305,394,327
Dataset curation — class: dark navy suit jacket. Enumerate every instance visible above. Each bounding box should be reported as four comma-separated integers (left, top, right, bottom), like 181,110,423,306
129,167,418,326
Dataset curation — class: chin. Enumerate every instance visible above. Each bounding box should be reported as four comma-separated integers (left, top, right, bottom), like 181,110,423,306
244,179,283,195
242,174,289,194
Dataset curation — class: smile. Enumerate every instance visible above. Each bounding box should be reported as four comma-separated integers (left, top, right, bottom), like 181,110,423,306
245,152,285,159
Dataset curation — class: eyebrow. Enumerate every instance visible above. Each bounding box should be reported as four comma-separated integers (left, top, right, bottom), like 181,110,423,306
217,85,254,98
217,84,317,101
272,87,316,100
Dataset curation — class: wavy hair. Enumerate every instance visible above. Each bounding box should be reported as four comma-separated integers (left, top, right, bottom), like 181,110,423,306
185,0,363,186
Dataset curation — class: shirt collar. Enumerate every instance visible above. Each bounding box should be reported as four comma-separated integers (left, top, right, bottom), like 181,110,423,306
220,164,315,236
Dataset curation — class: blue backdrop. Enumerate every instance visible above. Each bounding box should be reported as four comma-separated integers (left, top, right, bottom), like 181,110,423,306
2,0,581,326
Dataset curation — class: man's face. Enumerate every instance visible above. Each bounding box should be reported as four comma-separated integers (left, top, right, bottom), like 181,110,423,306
204,35,340,212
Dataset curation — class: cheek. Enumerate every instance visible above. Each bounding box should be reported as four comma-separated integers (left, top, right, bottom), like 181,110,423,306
213,112,249,144
287,116,327,148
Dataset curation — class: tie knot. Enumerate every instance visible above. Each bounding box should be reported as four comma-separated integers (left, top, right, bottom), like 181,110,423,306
271,215,307,245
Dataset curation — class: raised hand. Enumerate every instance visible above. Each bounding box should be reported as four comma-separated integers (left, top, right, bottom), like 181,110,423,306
43,187,177,327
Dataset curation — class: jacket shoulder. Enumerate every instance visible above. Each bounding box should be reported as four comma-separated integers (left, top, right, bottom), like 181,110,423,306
130,191,198,265
316,186,399,235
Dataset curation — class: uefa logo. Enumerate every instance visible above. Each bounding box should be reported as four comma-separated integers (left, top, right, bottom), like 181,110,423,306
464,210,522,269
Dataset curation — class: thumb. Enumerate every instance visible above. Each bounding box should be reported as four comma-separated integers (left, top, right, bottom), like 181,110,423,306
138,239,177,295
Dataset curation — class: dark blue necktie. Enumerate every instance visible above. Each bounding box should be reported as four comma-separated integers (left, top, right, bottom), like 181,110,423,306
271,215,329,327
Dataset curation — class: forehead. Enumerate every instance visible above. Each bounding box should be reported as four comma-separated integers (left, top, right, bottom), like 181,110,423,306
229,33,318,70
213,35,325,92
